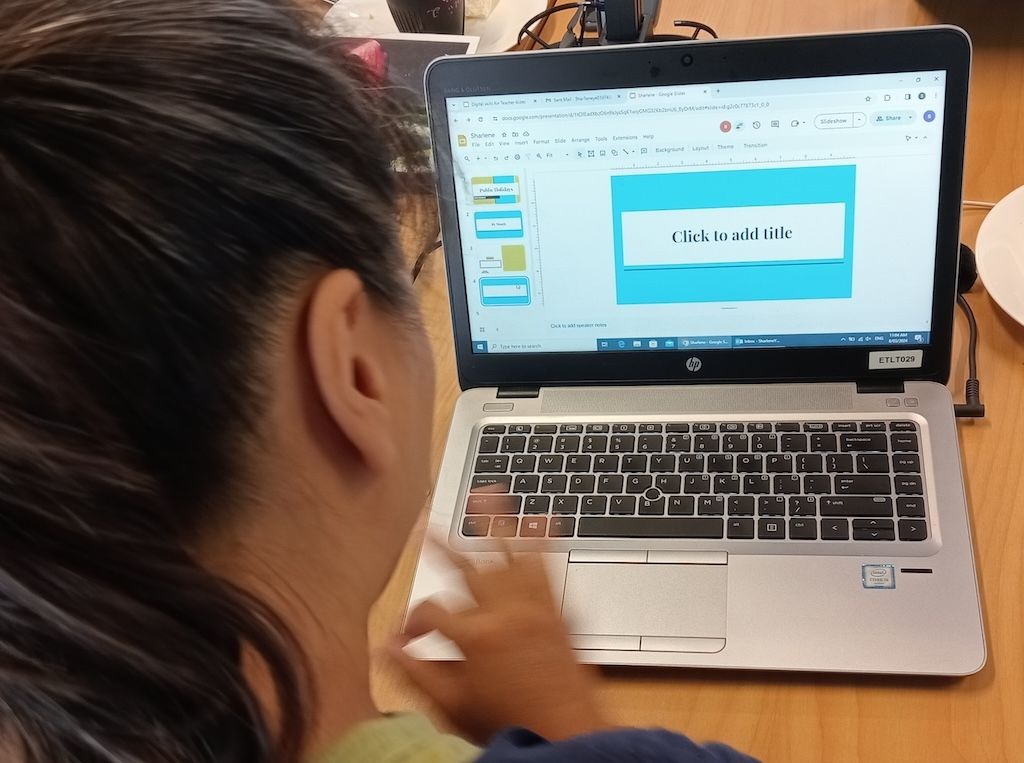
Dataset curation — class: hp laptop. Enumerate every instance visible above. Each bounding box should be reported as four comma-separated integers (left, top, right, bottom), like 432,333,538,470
407,27,985,675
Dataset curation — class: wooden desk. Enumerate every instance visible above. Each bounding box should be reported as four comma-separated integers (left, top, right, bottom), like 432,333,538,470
361,2,1024,760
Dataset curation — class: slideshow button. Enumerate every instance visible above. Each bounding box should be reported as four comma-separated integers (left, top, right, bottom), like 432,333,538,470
814,112,867,129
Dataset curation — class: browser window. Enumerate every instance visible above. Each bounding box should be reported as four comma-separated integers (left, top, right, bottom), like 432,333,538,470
444,71,946,354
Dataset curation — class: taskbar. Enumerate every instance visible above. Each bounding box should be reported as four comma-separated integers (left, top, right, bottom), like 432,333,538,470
594,331,931,352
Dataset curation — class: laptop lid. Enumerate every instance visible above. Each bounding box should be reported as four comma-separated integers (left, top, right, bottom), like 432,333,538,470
425,28,970,390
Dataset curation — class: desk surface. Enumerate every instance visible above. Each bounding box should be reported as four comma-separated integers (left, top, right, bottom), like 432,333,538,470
347,2,1024,760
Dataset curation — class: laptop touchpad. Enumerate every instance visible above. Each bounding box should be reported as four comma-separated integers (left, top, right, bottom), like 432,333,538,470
562,562,727,651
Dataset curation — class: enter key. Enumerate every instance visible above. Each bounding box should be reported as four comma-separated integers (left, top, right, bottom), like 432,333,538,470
834,475,892,495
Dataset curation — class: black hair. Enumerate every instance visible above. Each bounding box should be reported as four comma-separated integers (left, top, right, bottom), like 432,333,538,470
0,0,430,760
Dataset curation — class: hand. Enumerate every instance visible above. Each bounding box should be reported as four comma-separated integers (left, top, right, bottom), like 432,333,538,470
389,543,609,743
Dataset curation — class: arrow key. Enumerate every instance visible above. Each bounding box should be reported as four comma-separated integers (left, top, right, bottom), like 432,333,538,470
898,519,928,541
852,518,895,541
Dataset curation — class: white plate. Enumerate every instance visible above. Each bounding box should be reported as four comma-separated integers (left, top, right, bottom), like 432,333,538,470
976,184,1024,327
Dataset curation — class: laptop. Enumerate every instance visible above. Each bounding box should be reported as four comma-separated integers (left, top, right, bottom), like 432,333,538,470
406,27,986,675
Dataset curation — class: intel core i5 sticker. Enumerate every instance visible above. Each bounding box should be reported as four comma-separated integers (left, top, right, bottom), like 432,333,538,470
862,564,895,589
869,350,923,370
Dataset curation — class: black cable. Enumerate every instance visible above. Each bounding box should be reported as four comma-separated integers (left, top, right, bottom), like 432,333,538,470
954,293,985,418
517,3,586,49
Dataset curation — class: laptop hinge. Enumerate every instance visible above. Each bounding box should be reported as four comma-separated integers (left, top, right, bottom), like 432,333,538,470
856,380,906,394
496,386,541,399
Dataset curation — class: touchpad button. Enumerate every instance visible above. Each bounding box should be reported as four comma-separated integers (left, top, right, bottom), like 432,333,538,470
562,562,727,640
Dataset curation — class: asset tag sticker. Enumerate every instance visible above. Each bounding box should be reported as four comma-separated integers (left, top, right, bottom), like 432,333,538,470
868,350,924,370
862,564,895,589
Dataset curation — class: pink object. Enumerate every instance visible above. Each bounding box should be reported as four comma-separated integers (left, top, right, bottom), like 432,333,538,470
345,39,389,82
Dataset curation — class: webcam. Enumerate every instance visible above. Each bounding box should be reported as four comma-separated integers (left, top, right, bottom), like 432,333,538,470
681,53,694,66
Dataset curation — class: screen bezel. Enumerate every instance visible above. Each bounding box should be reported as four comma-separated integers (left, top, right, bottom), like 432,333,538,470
425,28,970,390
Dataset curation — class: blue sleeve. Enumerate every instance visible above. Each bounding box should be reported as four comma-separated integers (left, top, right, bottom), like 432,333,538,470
475,727,759,763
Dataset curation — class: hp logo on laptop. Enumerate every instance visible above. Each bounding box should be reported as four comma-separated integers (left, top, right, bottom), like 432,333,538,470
685,356,703,372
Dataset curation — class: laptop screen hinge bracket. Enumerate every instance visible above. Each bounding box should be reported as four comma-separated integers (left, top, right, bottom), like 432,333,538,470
856,381,906,394
496,386,541,399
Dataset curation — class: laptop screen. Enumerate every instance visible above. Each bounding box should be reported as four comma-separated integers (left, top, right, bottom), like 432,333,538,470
443,70,946,355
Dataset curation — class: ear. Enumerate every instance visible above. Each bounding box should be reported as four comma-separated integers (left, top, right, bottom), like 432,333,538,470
304,269,398,475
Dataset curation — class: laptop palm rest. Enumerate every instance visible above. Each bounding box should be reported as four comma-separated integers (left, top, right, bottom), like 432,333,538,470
562,561,727,653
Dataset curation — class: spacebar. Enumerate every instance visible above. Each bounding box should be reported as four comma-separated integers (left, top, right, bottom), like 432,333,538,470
578,517,724,538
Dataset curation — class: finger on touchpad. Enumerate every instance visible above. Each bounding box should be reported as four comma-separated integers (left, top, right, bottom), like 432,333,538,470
562,562,727,640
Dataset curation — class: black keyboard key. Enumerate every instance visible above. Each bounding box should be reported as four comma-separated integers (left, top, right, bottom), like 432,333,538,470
478,435,500,453
895,475,924,495
766,454,794,473
803,422,828,432
609,495,637,515
581,495,608,514
774,475,802,494
626,474,653,493
736,454,763,473
482,424,506,435
714,474,741,494
528,436,553,453
565,454,592,472
804,474,831,494
463,515,490,536
650,454,676,472
533,424,558,434
520,515,548,537
780,434,808,452
694,434,720,453
820,496,893,517
578,516,724,538
697,495,725,515
467,494,521,514
560,423,583,433
471,475,512,493
797,454,824,473
639,423,663,434
475,455,509,473
789,496,816,516
852,518,895,541
825,454,854,473
834,475,892,495
501,435,527,453
841,433,888,452
639,495,667,515
586,424,609,433
568,474,596,493
612,423,636,434
748,422,773,432
728,496,755,516
597,475,624,493
899,519,929,541
727,518,755,539
891,433,920,452
758,496,786,516
889,421,917,432
638,434,664,452
707,454,734,473
810,433,838,452
655,474,682,493
722,434,750,453
789,518,817,539
897,497,926,517
820,518,849,540
538,454,564,472
552,495,579,514
677,454,705,472
694,422,717,433
610,434,635,453
548,516,575,537
513,475,540,493
758,518,786,539
540,474,567,493
831,422,857,432
684,474,711,494
666,434,692,452
721,422,744,433
582,435,608,453
857,454,890,473
593,454,619,472
774,422,800,432
743,474,771,494
893,454,922,473
621,455,647,472
751,433,779,452
668,496,696,515
666,423,691,433
555,435,581,453
860,421,886,432
509,424,532,435
523,495,550,513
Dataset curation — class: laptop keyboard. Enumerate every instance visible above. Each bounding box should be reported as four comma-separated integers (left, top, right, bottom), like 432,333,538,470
460,421,928,543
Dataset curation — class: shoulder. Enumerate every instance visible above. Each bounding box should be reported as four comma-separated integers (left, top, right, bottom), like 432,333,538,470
315,714,480,763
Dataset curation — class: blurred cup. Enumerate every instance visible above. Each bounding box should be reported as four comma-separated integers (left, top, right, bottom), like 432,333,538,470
387,0,466,34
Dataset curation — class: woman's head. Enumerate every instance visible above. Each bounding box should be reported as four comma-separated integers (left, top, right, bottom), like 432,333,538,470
0,0,435,759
